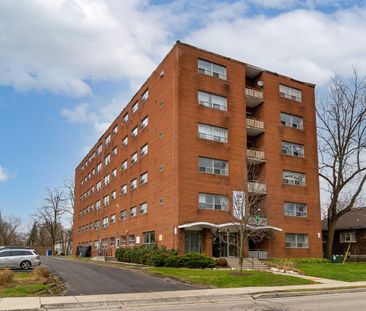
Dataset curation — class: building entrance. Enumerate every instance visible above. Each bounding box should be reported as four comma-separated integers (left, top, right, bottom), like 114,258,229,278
212,231,239,257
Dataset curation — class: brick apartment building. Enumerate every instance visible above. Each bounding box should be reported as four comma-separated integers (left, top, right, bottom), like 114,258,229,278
72,41,323,259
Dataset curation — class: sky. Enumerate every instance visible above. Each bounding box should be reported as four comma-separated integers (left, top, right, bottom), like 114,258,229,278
1,0,366,225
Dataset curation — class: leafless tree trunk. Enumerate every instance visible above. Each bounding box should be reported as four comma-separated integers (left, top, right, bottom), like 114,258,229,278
64,177,74,254
0,212,22,246
317,69,366,259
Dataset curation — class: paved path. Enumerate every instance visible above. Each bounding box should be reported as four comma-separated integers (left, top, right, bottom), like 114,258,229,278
41,256,194,295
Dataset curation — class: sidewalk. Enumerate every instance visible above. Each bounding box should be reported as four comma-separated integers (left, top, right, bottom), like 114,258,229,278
1,279,366,310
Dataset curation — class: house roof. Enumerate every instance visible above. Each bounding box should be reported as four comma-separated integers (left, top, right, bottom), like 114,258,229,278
322,208,366,231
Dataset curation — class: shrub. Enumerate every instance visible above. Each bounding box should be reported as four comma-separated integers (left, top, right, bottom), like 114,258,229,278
177,253,216,268
215,258,228,267
0,269,15,286
31,266,51,281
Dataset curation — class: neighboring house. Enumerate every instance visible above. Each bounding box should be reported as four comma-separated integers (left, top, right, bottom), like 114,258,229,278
73,41,323,259
322,208,366,256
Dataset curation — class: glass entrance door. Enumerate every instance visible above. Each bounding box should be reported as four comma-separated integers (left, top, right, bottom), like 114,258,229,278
212,231,239,257
185,231,202,253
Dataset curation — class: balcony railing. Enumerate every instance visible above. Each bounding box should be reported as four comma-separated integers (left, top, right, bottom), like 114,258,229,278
247,148,265,164
245,87,264,107
248,216,268,226
249,250,268,260
246,117,265,136
248,181,267,194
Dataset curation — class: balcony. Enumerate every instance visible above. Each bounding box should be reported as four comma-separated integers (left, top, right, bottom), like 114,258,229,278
248,216,268,226
245,87,264,108
247,148,265,164
246,117,265,136
248,181,267,194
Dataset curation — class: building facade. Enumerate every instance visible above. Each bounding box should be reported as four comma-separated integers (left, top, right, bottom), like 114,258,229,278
72,42,323,259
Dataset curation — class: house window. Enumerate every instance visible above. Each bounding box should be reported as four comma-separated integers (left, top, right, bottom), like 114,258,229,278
140,172,148,185
283,171,306,186
198,91,227,111
198,123,228,143
102,239,107,249
121,160,128,171
121,184,127,195
131,179,137,190
102,217,109,228
96,181,102,191
199,193,228,211
104,154,111,166
112,125,118,135
112,146,118,156
121,235,127,247
130,207,137,217
279,84,302,102
141,144,148,157
128,234,135,246
95,200,101,211
282,141,305,157
131,152,138,164
112,168,117,178
105,134,111,146
141,116,149,130
97,144,103,154
104,174,110,186
131,126,138,138
140,202,148,214
280,113,303,130
103,195,109,207
132,101,138,114
111,191,116,200
110,214,116,223
340,232,356,243
198,59,227,80
120,210,127,220
285,234,308,248
198,157,228,175
97,162,102,173
122,113,128,123
94,221,100,230
142,89,149,103
143,231,155,246
122,136,128,148
284,202,307,217
94,240,99,249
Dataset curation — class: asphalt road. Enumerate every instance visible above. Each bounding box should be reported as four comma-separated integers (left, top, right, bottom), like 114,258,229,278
41,256,194,296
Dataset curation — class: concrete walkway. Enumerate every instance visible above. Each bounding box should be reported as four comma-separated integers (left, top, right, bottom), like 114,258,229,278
1,280,366,310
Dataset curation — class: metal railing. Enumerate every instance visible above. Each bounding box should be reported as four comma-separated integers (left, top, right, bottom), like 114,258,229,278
246,117,264,130
245,87,263,100
247,148,265,161
249,250,268,260
247,181,267,194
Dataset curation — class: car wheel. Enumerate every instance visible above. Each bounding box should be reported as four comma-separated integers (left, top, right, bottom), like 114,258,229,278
20,260,31,270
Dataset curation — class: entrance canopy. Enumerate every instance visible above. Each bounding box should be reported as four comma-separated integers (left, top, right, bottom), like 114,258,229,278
178,222,282,232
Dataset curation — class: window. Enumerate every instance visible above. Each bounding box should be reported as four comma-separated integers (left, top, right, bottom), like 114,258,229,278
140,172,148,185
122,113,128,123
130,207,137,217
128,234,135,246
102,217,108,228
94,240,99,249
199,193,228,211
198,59,226,80
198,157,228,175
142,89,149,103
120,210,127,220
110,237,115,247
131,152,138,164
112,168,117,178
89,223,93,230
112,146,118,156
97,144,103,154
112,125,118,135
104,174,110,186
97,162,102,173
140,202,148,214
96,181,102,191
279,84,302,102
110,214,116,223
111,190,116,200
285,234,308,248
103,195,110,207
122,136,128,148
283,171,306,186
121,184,127,195
95,200,101,210
131,126,138,138
282,141,304,157
340,232,356,243
131,179,137,190
121,236,127,247
132,101,138,113
102,239,107,249
141,144,148,157
284,202,307,217
95,221,100,230
121,160,128,171
105,134,111,145
104,154,111,166
198,91,227,111
198,123,228,143
141,116,149,130
143,231,155,246
280,113,303,130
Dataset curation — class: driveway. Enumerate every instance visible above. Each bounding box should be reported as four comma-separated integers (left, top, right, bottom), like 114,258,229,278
41,256,195,296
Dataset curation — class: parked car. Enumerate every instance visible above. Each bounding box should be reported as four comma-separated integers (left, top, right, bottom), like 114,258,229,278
0,248,41,270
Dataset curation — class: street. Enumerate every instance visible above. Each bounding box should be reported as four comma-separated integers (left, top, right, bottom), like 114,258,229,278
41,256,194,295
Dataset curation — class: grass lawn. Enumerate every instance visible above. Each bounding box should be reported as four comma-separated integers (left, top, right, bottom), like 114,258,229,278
0,283,49,297
148,267,315,288
298,263,366,282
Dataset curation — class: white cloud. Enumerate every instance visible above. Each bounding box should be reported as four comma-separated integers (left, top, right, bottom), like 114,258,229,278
0,166,13,183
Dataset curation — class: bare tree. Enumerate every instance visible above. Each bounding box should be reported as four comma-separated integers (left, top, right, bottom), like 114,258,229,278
63,177,74,255
317,70,366,259
0,212,23,246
